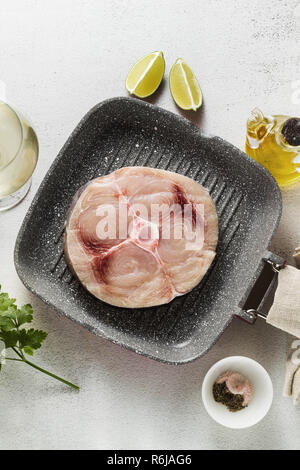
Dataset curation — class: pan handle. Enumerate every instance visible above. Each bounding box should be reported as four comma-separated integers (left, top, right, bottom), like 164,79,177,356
236,256,285,325
239,258,300,338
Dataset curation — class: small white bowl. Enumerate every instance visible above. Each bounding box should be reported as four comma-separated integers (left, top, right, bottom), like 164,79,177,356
202,356,273,429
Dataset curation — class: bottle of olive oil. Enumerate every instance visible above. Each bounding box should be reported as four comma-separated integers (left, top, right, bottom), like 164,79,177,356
245,108,300,188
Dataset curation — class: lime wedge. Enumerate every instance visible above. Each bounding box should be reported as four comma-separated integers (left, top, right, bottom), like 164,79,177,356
126,51,165,98
169,58,202,111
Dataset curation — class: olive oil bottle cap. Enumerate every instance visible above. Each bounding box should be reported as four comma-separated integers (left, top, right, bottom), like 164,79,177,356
281,118,300,147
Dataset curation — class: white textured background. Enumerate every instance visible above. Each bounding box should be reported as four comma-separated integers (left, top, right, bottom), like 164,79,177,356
0,0,300,450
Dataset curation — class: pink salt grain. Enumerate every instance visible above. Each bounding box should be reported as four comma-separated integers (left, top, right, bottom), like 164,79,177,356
216,370,253,406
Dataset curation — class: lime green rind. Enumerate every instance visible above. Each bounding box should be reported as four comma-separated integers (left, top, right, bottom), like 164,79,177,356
169,59,203,112
125,51,165,98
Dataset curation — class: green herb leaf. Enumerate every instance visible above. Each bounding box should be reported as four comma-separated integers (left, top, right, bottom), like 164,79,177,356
23,346,35,356
0,285,79,390
0,285,33,330
0,330,19,348
15,304,33,327
0,315,15,331
18,328,48,351
0,291,17,310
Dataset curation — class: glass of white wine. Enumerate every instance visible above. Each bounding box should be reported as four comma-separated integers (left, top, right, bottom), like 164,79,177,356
0,101,38,211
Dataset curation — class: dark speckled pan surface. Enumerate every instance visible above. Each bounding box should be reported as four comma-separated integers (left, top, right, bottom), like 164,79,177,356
14,97,282,364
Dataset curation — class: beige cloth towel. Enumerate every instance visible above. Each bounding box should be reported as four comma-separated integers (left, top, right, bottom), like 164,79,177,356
283,336,300,404
294,247,300,268
267,249,300,404
266,264,300,338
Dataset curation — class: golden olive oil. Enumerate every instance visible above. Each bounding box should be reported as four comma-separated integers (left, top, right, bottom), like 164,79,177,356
245,108,300,188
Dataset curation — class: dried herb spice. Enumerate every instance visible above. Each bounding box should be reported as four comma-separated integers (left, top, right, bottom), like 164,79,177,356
213,381,245,412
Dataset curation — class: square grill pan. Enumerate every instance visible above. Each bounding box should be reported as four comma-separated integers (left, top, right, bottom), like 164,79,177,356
14,97,282,364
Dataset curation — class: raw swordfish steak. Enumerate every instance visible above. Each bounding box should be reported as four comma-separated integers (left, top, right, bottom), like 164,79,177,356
64,167,218,308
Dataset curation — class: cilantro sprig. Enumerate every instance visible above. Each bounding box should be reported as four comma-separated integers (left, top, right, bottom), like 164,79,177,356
0,285,79,390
